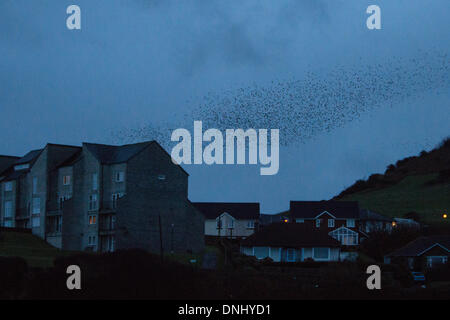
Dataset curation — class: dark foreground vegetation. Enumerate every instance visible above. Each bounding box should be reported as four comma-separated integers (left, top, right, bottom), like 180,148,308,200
0,249,449,300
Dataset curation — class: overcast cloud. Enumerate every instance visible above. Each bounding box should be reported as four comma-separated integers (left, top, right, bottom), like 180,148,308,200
0,0,449,213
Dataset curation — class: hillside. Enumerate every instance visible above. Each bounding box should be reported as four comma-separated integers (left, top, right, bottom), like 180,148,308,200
0,230,73,268
335,137,450,225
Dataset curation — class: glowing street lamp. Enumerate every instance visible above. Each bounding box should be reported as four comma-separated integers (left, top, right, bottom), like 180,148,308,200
443,213,448,219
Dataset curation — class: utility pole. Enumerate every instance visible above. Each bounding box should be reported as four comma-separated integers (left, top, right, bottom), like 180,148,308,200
159,214,164,263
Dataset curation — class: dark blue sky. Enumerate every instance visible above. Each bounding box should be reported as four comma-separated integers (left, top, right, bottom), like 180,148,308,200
1,0,449,213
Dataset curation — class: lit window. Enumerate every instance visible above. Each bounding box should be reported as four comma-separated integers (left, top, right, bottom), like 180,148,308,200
4,182,12,192
328,219,335,228
4,201,12,218
63,175,71,185
247,221,255,229
346,219,355,228
89,215,97,225
316,219,321,228
32,197,41,214
115,171,125,182
295,219,304,223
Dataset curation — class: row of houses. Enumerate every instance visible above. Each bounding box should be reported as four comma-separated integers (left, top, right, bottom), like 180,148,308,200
193,201,447,267
0,141,447,269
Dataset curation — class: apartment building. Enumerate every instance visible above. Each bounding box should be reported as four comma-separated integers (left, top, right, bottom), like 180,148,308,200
0,141,205,254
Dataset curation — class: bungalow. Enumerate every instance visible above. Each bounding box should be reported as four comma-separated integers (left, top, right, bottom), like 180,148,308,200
359,209,393,234
240,223,341,262
193,202,259,239
290,201,361,246
384,236,450,270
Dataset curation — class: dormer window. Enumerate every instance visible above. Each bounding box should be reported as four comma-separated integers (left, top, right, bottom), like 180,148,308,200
328,219,335,228
14,164,29,171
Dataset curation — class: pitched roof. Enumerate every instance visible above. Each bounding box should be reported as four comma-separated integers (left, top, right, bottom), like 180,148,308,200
359,209,392,222
14,149,43,165
57,150,82,168
290,201,360,219
241,223,341,248
84,141,153,164
0,156,20,175
0,149,44,181
386,236,450,257
192,202,260,220
259,213,285,225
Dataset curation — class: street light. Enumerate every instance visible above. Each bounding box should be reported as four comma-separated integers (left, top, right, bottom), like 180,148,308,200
443,213,448,219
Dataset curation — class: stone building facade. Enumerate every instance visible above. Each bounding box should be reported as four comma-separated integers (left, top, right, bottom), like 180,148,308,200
0,141,205,254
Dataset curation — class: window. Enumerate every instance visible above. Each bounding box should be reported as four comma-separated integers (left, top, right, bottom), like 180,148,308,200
347,219,355,228
112,193,124,209
32,197,41,214
328,219,335,228
427,256,448,268
315,219,321,228
4,201,12,218
227,219,234,229
295,219,304,223
111,215,116,229
32,216,40,227
115,171,125,182
286,248,296,262
313,248,330,261
32,177,38,194
57,216,62,232
63,175,71,185
92,173,98,191
14,164,29,171
4,220,13,227
110,236,115,252
59,196,72,210
158,174,166,181
88,235,96,246
329,227,359,246
254,247,270,260
4,182,12,192
88,194,98,210
247,221,255,229
89,215,97,225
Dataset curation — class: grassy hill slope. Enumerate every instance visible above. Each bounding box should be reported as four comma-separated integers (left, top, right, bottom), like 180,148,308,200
0,231,73,268
336,137,450,225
